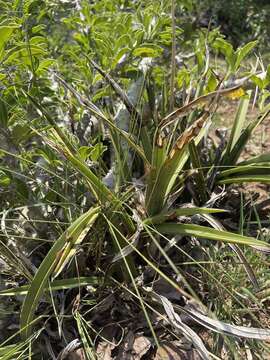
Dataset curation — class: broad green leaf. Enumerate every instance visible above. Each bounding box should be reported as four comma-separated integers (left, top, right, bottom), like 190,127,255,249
5,45,46,65
155,223,270,251
20,206,100,339
250,75,264,90
0,170,11,187
213,38,234,68
177,68,190,89
0,24,19,52
116,34,131,49
235,41,258,70
112,47,130,68
133,45,163,58
36,58,56,74
206,71,218,92
78,144,107,162
78,146,93,161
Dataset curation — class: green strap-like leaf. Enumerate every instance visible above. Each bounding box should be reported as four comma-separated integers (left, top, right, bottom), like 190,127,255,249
218,175,270,184
154,223,270,251
218,164,270,178
20,206,100,339
225,90,251,155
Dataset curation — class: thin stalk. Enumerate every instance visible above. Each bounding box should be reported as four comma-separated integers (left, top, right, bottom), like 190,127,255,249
169,0,176,112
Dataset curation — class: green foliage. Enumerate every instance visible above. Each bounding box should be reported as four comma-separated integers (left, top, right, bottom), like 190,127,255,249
0,0,270,358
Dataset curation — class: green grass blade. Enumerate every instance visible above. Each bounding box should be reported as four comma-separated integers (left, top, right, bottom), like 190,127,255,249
0,277,99,296
107,218,160,347
20,206,100,339
218,175,270,184
238,153,270,165
218,164,270,178
74,312,96,360
201,213,259,290
141,126,154,163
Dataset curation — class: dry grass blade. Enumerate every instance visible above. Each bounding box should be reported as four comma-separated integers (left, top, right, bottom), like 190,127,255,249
56,339,81,360
112,228,142,263
159,85,244,129
169,111,209,156
157,294,210,360
181,305,270,340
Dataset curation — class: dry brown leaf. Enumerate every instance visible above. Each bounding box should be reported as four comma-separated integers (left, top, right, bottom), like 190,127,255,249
66,348,86,360
116,332,151,360
155,343,201,360
132,335,152,359
96,341,113,360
